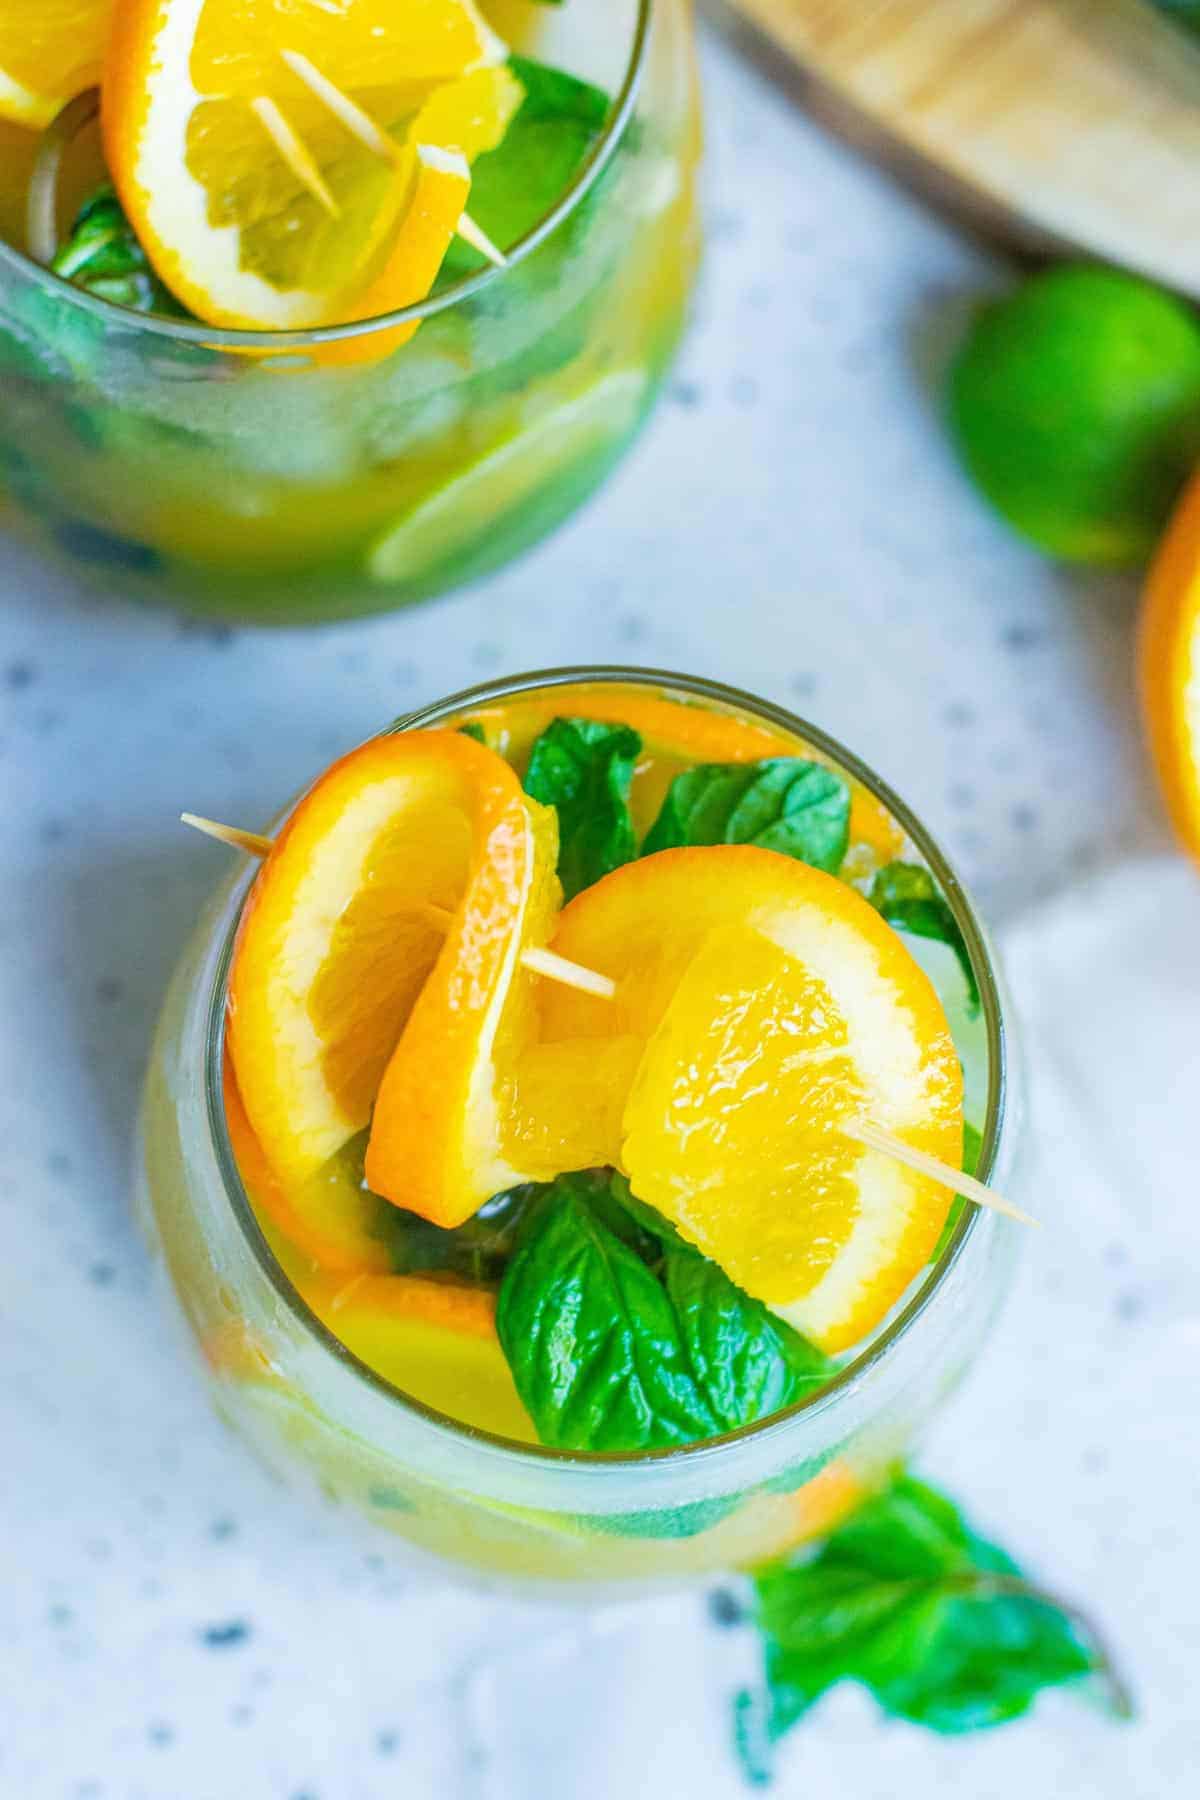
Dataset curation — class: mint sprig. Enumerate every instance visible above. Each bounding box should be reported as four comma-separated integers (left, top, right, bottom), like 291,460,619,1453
495,1170,830,1452
52,184,188,317
523,717,641,900
643,759,851,873
736,1475,1132,1780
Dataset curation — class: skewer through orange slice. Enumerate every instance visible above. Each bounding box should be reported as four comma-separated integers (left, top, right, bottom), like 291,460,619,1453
227,729,558,1199
540,846,964,1353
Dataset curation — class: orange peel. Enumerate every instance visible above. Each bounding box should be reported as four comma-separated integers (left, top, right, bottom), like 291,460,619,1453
1140,467,1200,865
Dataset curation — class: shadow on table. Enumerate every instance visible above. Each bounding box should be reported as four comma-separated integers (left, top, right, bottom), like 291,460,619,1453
36,840,220,1250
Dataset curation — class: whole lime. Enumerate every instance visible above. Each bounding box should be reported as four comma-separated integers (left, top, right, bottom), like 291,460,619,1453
947,264,1200,566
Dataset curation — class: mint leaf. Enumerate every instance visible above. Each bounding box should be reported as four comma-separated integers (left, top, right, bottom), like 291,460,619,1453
663,1238,831,1433
869,861,980,1014
741,1475,1130,1775
642,760,851,874
52,184,188,317
327,1134,537,1284
523,716,640,900
606,1176,833,1427
495,1171,833,1451
496,1171,719,1449
383,1183,539,1285
439,56,610,281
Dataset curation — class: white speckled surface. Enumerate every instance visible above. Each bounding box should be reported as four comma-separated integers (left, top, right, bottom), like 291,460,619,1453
2,21,1195,1800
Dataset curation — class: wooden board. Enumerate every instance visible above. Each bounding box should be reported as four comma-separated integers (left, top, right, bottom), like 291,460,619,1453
716,0,1200,294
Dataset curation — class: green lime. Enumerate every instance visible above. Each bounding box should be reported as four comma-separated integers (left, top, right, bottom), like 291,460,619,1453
947,264,1200,566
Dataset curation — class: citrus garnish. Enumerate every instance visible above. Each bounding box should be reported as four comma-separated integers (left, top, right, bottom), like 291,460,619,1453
301,1273,535,1440
540,846,963,1353
363,780,562,1229
1140,468,1200,864
227,728,549,1190
498,1034,644,1179
223,1053,393,1275
317,64,525,363
0,2,110,129
103,0,509,329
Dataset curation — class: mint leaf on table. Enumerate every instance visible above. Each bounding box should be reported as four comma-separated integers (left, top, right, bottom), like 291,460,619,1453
523,716,641,900
439,56,610,282
869,861,980,1014
495,1170,831,1451
52,184,188,317
738,1474,1131,1779
643,760,851,873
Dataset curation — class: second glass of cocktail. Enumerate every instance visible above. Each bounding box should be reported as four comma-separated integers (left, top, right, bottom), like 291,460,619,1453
0,1,699,621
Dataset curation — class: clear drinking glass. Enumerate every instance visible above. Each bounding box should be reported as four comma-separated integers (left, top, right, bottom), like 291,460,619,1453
0,1,699,624
139,667,1020,1591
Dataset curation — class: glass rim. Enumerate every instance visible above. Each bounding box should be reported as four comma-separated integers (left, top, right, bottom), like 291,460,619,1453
203,664,1009,1475
0,0,652,352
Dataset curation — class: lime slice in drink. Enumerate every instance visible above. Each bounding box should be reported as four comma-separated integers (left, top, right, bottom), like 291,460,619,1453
366,369,647,583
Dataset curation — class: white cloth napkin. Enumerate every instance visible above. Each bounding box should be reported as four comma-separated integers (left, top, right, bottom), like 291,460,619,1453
460,856,1200,1798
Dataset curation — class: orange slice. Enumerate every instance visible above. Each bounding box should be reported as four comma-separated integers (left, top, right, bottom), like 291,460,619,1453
227,728,551,1192
462,686,906,865
103,0,508,329
302,1273,535,1440
498,1035,645,1180
317,66,524,363
1140,467,1200,865
224,1054,393,1275
0,2,111,130
541,846,963,1353
363,784,563,1228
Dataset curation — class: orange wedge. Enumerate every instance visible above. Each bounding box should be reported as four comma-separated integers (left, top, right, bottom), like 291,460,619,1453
224,1054,393,1275
0,2,111,130
301,1273,535,1439
363,784,563,1228
103,0,508,330
1140,468,1200,865
540,846,963,1353
462,685,906,865
317,66,524,363
227,728,553,1195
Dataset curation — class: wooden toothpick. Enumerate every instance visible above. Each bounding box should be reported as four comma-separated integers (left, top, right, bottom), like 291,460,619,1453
275,53,507,269
280,49,398,162
454,210,508,268
250,96,341,216
181,814,275,859
842,1117,1035,1226
181,812,615,1001
183,813,1026,1223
